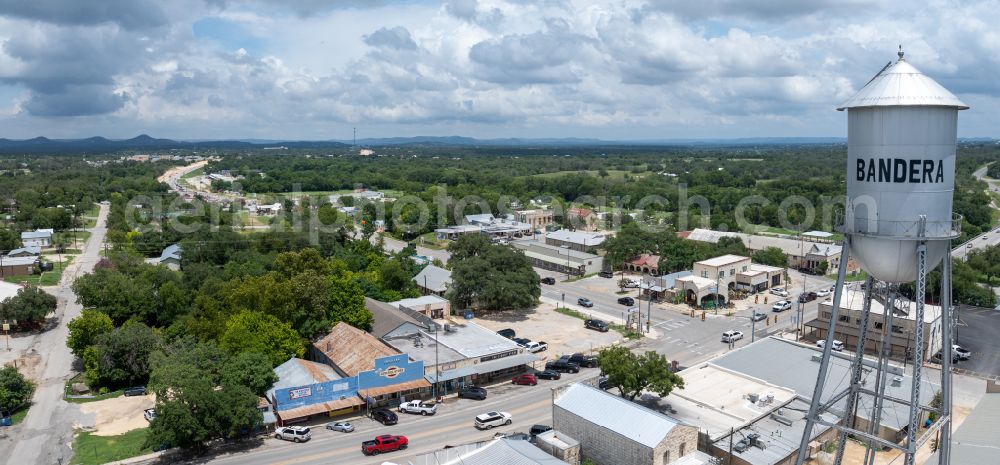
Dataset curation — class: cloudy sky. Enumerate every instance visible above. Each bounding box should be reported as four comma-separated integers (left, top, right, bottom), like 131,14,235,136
0,0,997,140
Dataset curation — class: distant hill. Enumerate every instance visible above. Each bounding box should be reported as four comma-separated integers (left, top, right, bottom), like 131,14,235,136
0,135,350,154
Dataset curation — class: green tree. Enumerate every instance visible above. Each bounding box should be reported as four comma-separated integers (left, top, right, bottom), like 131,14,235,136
66,309,114,358
597,346,684,401
0,366,35,413
221,352,278,397
446,235,540,311
752,246,788,268
219,311,304,366
0,285,58,328
0,229,19,251
84,321,161,389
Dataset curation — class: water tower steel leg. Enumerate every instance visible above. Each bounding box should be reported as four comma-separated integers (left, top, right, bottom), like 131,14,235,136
833,275,876,465
864,286,897,465
795,237,852,465
938,252,953,465
903,244,928,465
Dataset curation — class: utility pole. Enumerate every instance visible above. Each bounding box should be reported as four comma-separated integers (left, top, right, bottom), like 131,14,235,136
715,272,721,315
434,322,440,400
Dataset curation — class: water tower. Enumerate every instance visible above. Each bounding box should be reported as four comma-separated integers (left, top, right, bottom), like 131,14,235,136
795,48,964,465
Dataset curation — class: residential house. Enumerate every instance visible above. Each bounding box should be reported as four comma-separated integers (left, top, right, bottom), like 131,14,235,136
511,240,604,276
413,264,452,296
0,256,39,278
545,230,606,252
6,246,41,258
21,229,54,247
157,244,182,270
552,383,706,465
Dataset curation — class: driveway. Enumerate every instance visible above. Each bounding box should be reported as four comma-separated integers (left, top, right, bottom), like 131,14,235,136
0,202,109,465
951,304,1000,378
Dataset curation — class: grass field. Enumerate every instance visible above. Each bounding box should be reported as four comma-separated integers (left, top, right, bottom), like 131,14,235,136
9,406,29,425
827,269,868,282
527,169,641,182
554,306,639,339
71,429,152,465
4,256,73,286
63,374,125,403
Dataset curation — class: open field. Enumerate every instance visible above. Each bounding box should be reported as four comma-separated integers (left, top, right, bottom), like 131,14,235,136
71,429,152,465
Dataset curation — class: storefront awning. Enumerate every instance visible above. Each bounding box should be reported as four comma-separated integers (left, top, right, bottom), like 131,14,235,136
425,353,539,383
276,396,365,422
360,378,431,397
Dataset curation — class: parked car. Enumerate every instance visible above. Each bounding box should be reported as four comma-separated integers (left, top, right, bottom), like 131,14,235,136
798,292,818,303
361,434,408,456
143,408,156,422
750,312,767,322
524,341,548,353
772,300,792,312
529,424,553,436
513,337,531,347
722,330,744,343
474,411,512,430
816,288,833,297
953,345,972,360
398,400,438,416
123,386,147,397
617,296,635,306
584,319,609,332
535,370,561,380
497,328,516,339
326,421,354,432
545,360,581,373
597,376,610,390
770,287,789,297
598,270,614,278
816,339,845,351
540,277,556,285
563,353,598,368
512,374,538,386
372,409,398,425
620,279,639,288
458,386,488,400
577,297,594,308
274,426,311,443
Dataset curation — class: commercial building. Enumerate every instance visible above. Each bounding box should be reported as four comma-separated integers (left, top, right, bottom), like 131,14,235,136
0,256,39,278
309,322,430,406
366,297,425,339
410,437,574,465
710,337,935,444
382,320,537,396
392,294,451,319
927,392,1000,465
511,240,604,276
20,229,53,247
674,255,783,306
267,357,364,425
804,287,943,362
545,230,606,252
553,383,706,465
626,254,662,276
566,207,600,231
413,264,451,296
435,224,483,241
515,209,555,230
681,229,857,275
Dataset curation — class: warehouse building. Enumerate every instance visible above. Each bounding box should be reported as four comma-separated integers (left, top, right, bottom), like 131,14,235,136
511,240,603,276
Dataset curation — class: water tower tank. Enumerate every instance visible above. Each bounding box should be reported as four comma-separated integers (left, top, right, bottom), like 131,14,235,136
839,49,968,283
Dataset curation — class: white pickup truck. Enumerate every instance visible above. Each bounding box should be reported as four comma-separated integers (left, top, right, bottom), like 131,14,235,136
524,341,548,353
398,400,438,416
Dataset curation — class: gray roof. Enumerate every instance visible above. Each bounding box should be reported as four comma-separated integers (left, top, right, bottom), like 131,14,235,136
711,337,936,431
266,357,340,400
713,397,837,465
20,229,53,240
510,240,600,264
1,256,39,266
367,297,420,339
928,393,1000,465
413,265,452,293
159,243,182,262
425,353,539,383
546,230,605,247
465,213,496,225
384,321,522,360
555,383,684,448
414,438,570,465
7,246,41,256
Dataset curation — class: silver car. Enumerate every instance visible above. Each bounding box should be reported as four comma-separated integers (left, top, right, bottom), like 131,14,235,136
326,421,354,433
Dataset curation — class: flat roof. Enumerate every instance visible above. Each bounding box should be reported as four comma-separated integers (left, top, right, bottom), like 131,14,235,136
546,230,606,246
511,240,600,264
383,321,522,362
711,337,937,431
819,288,942,323
712,397,837,465
928,393,1000,465
697,254,750,268
392,295,449,308
749,263,784,273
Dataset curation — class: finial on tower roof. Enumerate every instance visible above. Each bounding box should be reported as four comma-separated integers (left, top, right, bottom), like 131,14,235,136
898,45,905,61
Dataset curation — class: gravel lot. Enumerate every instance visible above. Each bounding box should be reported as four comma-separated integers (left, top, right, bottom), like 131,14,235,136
473,302,625,360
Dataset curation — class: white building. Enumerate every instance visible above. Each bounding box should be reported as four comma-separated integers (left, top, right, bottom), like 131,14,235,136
20,229,54,247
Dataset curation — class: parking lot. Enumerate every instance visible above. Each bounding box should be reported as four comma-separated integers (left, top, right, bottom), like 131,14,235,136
952,305,1000,378
473,302,624,360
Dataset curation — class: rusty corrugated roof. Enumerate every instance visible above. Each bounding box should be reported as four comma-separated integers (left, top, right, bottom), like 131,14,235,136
314,322,399,376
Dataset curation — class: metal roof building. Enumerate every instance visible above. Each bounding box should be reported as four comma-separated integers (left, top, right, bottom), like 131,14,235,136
553,383,701,465
927,392,1000,465
409,438,572,465
413,264,452,295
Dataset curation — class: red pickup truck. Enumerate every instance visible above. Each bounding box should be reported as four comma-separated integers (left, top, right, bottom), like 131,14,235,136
361,434,408,456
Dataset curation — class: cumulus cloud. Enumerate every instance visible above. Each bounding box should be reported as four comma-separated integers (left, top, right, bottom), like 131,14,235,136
0,0,998,138
0,0,168,29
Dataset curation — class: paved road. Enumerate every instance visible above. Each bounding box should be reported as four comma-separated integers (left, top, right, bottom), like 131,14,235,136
952,164,1000,260
198,369,597,465
0,203,109,465
378,234,452,264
